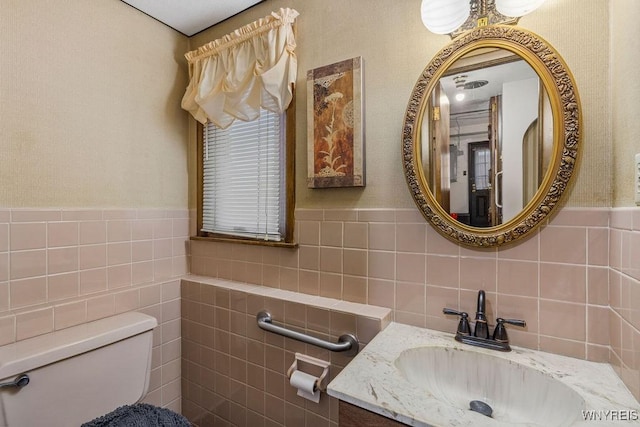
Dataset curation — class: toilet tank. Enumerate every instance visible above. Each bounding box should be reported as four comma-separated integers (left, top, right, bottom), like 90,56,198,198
0,312,157,427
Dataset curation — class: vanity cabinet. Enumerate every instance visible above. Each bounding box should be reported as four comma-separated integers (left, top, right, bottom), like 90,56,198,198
339,401,406,426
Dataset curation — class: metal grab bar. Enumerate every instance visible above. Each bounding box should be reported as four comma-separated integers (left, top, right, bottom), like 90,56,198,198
256,311,359,357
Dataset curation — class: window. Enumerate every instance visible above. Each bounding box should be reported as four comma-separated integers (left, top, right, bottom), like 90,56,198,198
197,99,295,246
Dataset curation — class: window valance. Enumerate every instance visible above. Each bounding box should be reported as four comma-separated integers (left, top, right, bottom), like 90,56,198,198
181,8,299,128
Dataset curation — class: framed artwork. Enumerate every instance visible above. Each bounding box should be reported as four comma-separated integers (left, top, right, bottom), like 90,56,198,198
307,57,365,188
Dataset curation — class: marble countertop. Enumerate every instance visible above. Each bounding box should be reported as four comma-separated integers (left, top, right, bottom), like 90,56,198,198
327,323,640,426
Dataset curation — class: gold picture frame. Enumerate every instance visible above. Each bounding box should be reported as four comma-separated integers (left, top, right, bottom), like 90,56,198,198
307,57,365,188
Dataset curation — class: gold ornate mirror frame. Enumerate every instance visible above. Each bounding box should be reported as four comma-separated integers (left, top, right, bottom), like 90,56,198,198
402,25,581,248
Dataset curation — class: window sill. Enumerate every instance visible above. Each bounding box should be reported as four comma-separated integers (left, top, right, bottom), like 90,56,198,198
190,235,298,249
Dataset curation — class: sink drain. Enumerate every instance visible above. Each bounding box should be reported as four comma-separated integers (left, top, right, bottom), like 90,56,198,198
469,400,493,417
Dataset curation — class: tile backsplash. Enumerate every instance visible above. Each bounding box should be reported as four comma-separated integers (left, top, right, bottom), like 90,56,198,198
0,208,190,411
609,208,640,398
2,205,640,417
191,207,612,362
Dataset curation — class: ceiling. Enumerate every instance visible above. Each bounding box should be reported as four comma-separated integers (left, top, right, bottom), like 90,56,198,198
441,59,537,115
121,0,264,37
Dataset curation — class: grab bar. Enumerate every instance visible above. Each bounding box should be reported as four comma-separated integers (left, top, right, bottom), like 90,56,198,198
256,311,359,357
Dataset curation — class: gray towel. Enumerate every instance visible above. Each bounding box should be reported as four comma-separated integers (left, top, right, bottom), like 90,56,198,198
81,403,191,427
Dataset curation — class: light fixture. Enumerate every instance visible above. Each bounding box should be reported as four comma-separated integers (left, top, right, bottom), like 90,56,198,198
420,0,470,35
495,0,546,17
421,0,547,37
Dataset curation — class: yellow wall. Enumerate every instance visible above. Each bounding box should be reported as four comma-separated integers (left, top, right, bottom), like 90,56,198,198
189,0,613,210
0,0,190,208
2,0,634,211
611,0,640,206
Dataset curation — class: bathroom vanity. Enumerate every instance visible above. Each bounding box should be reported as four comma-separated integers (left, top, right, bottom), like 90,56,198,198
328,323,640,426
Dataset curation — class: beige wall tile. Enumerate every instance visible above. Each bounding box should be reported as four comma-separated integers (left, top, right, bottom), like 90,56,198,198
497,232,539,261
496,294,539,333
10,250,46,280
10,223,46,251
16,308,53,340
396,253,426,284
588,305,611,346
54,301,87,330
396,223,426,253
320,247,342,274
540,263,586,303
540,226,587,264
587,227,609,266
107,220,132,242
342,275,367,304
539,300,586,341
343,222,368,249
426,227,459,256
426,255,458,287
320,222,343,247
86,294,115,322
396,282,425,314
11,210,61,223
0,316,15,346
539,336,586,359
369,223,395,251
343,249,367,277
0,253,7,283
368,279,394,309
319,273,341,299
497,260,538,297
298,221,320,246
460,257,497,292
10,277,47,308
368,251,395,280
0,224,8,253
48,247,79,274
80,268,107,295
79,221,107,245
0,282,8,312
299,246,320,271
48,272,79,301
47,222,79,248
79,244,107,270
587,267,609,305
107,264,132,289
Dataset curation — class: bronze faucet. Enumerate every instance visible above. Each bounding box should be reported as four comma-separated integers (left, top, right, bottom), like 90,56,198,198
443,290,526,352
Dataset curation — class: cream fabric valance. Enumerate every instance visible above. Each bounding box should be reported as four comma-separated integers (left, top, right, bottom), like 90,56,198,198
181,8,299,128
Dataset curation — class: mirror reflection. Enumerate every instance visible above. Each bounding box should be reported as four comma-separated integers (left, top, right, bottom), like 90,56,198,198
421,48,553,227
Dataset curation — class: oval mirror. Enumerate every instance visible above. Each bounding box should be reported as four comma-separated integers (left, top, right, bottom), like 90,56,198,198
402,25,581,247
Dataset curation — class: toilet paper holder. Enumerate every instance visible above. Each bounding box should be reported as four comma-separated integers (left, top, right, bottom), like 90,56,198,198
287,353,330,392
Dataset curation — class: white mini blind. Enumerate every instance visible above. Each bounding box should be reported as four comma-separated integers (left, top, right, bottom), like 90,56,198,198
202,107,285,241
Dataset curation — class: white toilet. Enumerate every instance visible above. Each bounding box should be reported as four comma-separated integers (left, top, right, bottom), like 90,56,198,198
0,312,158,427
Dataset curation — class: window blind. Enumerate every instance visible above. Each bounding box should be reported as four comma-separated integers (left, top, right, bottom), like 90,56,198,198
202,107,285,241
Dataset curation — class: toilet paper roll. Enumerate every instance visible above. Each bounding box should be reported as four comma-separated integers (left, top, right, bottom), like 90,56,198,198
290,370,321,403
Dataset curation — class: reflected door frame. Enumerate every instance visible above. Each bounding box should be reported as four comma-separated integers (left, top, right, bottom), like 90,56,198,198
468,141,491,227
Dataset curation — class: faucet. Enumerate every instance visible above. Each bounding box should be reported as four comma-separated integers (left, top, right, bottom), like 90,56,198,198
443,290,526,351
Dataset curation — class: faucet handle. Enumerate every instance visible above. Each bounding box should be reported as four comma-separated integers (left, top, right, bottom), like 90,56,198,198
443,308,471,336
492,317,526,342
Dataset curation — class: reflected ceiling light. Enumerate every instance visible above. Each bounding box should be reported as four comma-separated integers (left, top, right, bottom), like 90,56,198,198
455,92,466,102
420,0,470,35
495,0,546,17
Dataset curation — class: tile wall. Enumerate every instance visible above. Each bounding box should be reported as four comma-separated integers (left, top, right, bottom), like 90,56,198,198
180,276,391,427
609,208,640,398
190,207,611,363
0,208,190,411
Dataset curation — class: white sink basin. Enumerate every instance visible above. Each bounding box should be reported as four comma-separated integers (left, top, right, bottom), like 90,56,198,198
327,323,640,427
395,346,585,426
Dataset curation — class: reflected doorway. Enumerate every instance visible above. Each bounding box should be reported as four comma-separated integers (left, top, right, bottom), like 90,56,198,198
468,141,491,227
